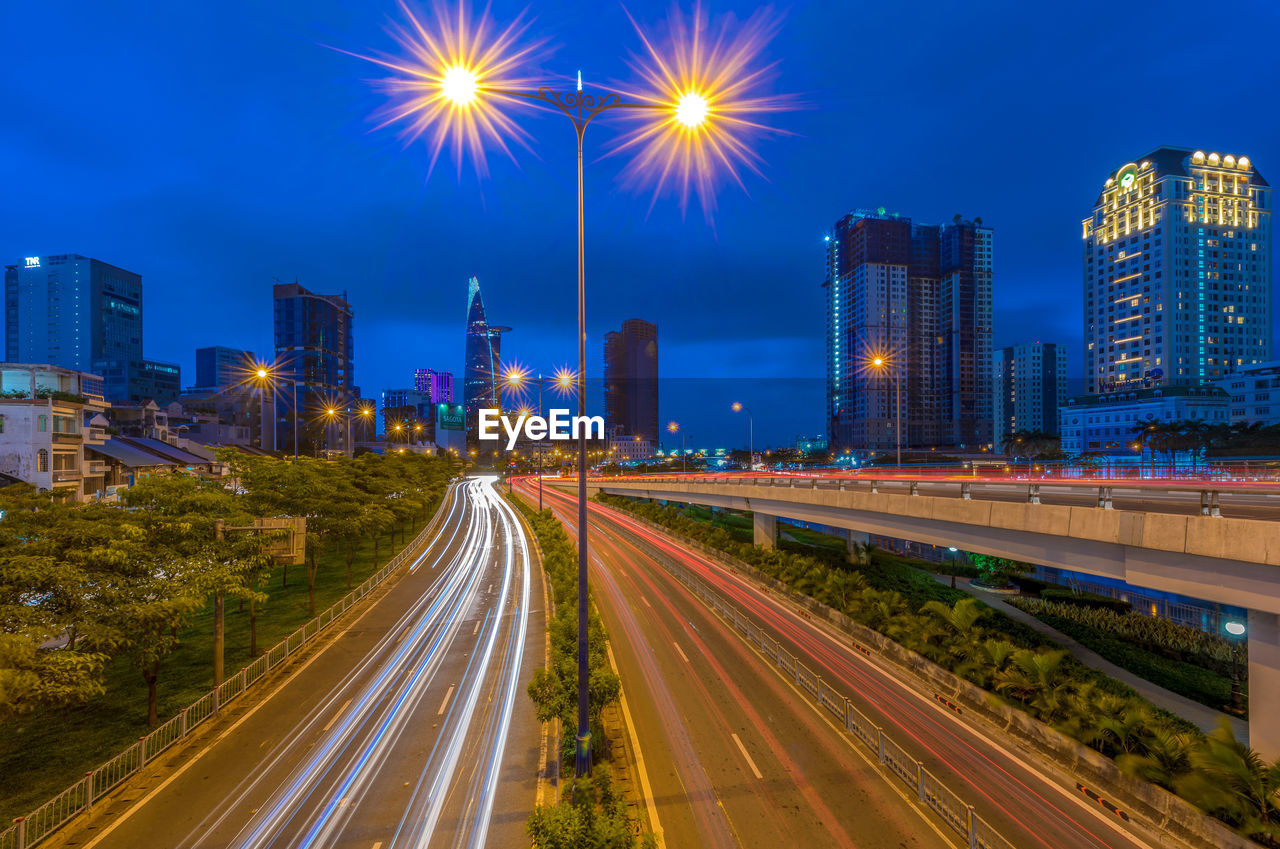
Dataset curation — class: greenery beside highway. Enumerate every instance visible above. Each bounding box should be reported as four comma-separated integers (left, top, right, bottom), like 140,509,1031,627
599,494,1280,843
0,452,454,823
507,494,653,849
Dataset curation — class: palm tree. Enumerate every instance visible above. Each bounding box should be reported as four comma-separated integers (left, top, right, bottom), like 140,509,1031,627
994,649,1072,721
1175,719,1280,836
1117,724,1192,789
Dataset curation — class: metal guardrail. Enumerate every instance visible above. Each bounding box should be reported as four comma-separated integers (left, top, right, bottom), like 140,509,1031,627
647,539,1018,849
0,490,454,849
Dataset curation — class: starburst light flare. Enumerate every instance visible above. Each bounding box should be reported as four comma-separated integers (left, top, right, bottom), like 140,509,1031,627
613,3,790,218
345,0,549,177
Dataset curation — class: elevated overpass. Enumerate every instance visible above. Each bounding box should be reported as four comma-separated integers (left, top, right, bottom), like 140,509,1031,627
583,474,1280,757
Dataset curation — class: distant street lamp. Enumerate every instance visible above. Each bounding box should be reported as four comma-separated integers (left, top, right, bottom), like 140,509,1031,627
731,402,753,470
870,355,902,468
668,421,687,473
253,364,299,462
504,365,577,511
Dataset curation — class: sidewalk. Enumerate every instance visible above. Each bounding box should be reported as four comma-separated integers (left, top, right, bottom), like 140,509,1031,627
934,575,1249,741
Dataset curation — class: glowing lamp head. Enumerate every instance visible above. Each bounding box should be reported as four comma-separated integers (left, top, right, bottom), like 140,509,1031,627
327,408,336,416
667,421,679,433
871,356,885,367
441,64,479,106
1225,621,1246,637
674,91,709,128
731,402,743,412
256,368,269,379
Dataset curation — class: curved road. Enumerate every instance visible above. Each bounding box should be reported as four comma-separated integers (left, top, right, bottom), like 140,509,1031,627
61,476,541,849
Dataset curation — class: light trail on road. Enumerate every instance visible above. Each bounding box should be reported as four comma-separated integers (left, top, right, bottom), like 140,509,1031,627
166,476,532,849
524,477,1158,849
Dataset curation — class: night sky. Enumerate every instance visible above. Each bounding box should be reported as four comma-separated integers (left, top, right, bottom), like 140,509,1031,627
3,1,1279,448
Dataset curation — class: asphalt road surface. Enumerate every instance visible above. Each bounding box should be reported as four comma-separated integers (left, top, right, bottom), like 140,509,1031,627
61,476,542,849
528,478,1160,849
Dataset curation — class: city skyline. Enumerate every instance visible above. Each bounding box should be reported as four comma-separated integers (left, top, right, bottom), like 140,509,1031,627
5,1,1279,445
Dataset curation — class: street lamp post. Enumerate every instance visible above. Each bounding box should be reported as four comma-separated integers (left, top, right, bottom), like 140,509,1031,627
667,421,686,473
254,365,299,463
871,356,901,468
1225,619,1247,714
731,402,753,470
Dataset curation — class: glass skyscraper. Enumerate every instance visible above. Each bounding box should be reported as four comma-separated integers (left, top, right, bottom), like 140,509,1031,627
4,254,141,371
825,210,993,453
462,276,507,446
1082,146,1272,393
603,318,659,444
272,282,354,455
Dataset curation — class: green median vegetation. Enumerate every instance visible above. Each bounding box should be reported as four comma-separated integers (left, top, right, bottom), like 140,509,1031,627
1008,597,1238,713
506,494,653,849
0,451,454,823
597,494,1280,845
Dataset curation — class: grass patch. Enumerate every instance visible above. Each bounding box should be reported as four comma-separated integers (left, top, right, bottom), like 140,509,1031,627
0,514,434,822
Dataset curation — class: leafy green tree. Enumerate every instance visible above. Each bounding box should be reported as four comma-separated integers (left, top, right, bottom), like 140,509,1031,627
1175,719,1280,837
966,553,1030,588
527,764,656,849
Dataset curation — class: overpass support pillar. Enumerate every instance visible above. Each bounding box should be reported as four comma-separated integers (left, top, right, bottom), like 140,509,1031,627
844,529,870,564
753,513,777,549
1250,611,1280,759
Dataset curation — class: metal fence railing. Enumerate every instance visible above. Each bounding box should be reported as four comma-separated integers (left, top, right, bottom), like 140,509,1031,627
640,536,1018,849
0,491,453,849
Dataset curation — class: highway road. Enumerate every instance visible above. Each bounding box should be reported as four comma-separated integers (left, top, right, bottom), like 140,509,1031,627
520,477,954,849
60,476,543,849
528,477,1160,849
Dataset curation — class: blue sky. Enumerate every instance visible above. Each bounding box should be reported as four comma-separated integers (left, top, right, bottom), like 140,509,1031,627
3,0,1278,446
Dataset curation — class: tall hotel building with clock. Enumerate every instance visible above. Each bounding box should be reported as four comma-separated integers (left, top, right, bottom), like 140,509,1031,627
1082,146,1272,394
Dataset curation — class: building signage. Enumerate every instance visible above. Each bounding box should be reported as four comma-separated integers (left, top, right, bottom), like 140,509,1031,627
437,403,465,431
24,257,39,268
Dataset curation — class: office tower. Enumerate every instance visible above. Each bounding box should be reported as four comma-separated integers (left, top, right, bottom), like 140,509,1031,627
273,282,354,456
93,357,182,404
992,343,1068,447
5,254,141,371
1082,147,1272,393
825,210,993,453
603,318,659,444
414,367,455,403
382,388,434,443
462,276,508,445
194,346,254,391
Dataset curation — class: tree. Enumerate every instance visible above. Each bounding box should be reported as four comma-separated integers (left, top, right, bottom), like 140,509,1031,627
966,553,1030,588
1175,719,1280,837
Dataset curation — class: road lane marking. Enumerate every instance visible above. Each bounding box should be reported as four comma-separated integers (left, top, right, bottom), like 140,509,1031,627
473,620,480,635
640,594,652,608
372,842,383,849
731,733,763,779
606,643,664,848
322,698,352,732
672,642,690,664
438,685,456,716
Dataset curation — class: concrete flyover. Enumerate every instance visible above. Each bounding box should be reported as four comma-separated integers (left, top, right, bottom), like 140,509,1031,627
586,475,1280,758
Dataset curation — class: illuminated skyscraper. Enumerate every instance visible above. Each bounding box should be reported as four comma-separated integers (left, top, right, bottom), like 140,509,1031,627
461,276,507,445
1082,147,1272,393
272,282,354,455
825,210,993,453
414,367,454,403
603,318,658,444
992,342,1067,447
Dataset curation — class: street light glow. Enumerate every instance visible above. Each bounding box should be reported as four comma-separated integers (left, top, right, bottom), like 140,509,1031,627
441,64,479,105
871,356,885,368
731,401,743,412
256,368,269,379
675,90,709,128
1226,621,1246,636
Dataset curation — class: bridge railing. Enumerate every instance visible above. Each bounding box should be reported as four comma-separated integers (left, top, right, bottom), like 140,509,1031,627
633,531,1018,849
594,474,1277,518
0,491,454,849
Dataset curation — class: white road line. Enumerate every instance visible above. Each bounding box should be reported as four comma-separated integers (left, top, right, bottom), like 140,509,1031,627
372,842,383,849
640,594,652,608
731,733,763,779
472,620,479,635
438,684,456,716
322,698,352,732
672,642,690,664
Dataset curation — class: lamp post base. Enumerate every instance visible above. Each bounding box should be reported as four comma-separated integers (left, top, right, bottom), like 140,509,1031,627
575,732,591,778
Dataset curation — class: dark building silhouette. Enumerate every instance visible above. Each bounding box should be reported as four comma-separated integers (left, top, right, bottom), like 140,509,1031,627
462,276,508,447
603,318,659,444
272,282,354,456
194,346,253,391
825,210,993,453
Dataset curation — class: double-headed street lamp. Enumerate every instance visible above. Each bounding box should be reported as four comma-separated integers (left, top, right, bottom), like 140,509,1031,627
357,3,784,778
870,355,902,468
504,365,576,511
